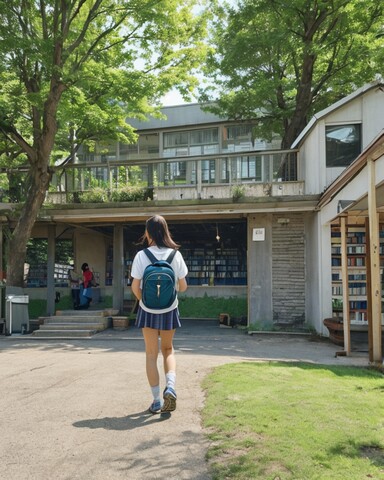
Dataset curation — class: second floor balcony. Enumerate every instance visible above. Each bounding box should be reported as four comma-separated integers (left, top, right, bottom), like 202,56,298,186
4,149,302,206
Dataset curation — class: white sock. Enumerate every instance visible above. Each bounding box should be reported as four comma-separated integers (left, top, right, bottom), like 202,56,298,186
151,385,160,402
166,371,176,390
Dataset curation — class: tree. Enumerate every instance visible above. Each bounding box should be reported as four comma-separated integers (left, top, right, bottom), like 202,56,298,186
201,0,384,149
0,0,209,286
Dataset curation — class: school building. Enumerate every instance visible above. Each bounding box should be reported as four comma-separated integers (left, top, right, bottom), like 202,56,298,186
2,80,384,362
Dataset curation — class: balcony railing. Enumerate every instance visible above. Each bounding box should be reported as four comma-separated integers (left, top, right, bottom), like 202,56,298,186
2,149,300,204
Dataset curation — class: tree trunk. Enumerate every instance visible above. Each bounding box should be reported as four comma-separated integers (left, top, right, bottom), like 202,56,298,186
281,54,316,149
6,161,52,286
6,79,64,287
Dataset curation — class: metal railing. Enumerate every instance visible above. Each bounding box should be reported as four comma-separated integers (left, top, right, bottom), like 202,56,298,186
1,149,299,204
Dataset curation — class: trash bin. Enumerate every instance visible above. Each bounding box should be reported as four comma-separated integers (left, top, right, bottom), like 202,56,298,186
5,294,29,335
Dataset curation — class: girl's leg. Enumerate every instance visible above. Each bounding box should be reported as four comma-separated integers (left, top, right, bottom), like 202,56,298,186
159,329,176,375
142,327,160,387
159,329,177,412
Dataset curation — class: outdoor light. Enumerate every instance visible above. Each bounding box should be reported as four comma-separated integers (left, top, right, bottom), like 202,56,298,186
216,224,220,242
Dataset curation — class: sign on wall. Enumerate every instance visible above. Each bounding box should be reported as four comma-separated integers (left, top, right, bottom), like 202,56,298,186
252,228,265,241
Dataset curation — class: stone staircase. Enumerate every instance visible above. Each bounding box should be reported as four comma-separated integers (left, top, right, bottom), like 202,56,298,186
32,309,119,338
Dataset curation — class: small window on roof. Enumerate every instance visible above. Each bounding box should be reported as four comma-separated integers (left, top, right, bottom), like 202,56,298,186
326,124,362,168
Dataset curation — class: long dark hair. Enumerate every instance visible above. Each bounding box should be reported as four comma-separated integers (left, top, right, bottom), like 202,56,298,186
142,215,179,249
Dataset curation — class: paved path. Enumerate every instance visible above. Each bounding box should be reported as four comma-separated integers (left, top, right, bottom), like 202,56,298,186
0,320,371,480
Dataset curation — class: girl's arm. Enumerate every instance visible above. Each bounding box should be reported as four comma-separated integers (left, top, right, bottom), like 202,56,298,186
131,278,142,300
178,277,188,292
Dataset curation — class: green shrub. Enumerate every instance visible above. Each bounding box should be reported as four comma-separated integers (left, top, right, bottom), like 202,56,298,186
231,184,245,201
178,295,247,318
28,295,114,318
78,187,107,203
110,186,147,202
28,299,47,319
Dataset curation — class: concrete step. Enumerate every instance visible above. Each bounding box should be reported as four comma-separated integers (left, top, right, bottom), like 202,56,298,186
43,316,109,325
32,329,96,338
33,310,115,338
38,323,106,331
54,309,119,317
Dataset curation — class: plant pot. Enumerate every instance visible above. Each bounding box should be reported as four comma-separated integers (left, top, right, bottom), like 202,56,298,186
323,318,344,346
112,317,129,330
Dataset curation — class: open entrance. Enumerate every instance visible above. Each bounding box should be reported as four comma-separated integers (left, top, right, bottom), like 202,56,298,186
122,218,248,287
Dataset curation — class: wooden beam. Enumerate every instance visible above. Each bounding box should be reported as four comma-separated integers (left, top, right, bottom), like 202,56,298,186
365,217,374,362
367,158,383,364
340,216,351,354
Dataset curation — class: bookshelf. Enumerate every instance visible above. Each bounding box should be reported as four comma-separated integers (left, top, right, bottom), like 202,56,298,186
331,226,384,324
181,246,247,286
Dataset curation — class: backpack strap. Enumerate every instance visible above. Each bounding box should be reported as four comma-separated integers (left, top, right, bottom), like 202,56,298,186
144,248,176,265
143,248,158,264
166,249,177,264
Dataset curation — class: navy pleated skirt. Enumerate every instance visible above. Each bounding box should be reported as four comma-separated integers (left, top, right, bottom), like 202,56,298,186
135,306,181,330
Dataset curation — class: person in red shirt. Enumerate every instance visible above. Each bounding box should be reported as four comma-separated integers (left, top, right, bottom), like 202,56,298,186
76,263,94,310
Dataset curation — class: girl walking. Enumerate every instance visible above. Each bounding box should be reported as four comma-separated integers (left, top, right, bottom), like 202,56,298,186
131,215,188,414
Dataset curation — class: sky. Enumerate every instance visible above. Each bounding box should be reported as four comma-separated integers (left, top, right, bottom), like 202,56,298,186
161,89,188,107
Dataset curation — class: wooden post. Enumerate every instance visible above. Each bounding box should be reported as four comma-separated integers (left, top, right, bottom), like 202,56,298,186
340,216,351,354
365,217,374,362
367,158,382,364
47,225,56,316
112,224,124,314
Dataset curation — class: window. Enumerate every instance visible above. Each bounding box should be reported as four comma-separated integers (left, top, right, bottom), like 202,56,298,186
326,124,362,167
163,128,219,157
223,124,254,152
240,155,262,180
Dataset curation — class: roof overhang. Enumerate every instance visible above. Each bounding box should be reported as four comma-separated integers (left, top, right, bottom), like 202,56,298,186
38,196,320,226
318,130,384,224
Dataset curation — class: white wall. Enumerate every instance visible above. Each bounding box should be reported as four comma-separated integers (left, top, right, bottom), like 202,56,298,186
74,230,108,286
303,88,384,195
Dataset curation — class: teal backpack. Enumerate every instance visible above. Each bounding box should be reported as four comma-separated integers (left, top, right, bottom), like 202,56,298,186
142,249,177,309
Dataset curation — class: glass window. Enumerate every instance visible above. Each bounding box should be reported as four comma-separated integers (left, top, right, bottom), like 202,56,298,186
163,128,219,156
138,134,159,156
326,124,362,167
164,132,188,148
201,160,216,183
223,124,254,152
190,128,218,145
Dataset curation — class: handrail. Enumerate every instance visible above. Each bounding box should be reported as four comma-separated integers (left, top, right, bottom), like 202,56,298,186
0,149,299,203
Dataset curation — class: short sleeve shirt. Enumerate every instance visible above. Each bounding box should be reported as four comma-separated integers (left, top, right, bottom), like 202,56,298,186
131,246,188,314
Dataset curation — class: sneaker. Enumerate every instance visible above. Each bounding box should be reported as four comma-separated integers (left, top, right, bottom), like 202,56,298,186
161,387,177,412
148,399,162,414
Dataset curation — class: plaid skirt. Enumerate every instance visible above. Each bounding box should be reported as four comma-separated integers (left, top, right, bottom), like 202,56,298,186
135,306,181,330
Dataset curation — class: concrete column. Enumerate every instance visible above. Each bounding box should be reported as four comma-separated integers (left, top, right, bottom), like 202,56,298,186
113,224,124,313
47,225,56,316
247,214,273,327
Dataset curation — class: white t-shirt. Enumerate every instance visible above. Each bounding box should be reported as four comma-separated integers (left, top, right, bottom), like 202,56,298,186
131,246,188,314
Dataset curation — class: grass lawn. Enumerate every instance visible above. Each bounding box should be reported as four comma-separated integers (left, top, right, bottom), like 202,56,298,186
178,296,247,319
202,362,384,480
28,295,113,319
28,294,246,320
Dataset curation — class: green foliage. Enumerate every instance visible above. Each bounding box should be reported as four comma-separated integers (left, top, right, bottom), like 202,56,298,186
0,0,210,167
28,295,113,318
202,0,384,148
28,299,47,319
333,298,343,309
78,187,108,203
178,295,247,318
110,186,148,202
0,0,210,285
231,184,245,201
26,239,73,265
203,362,384,479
